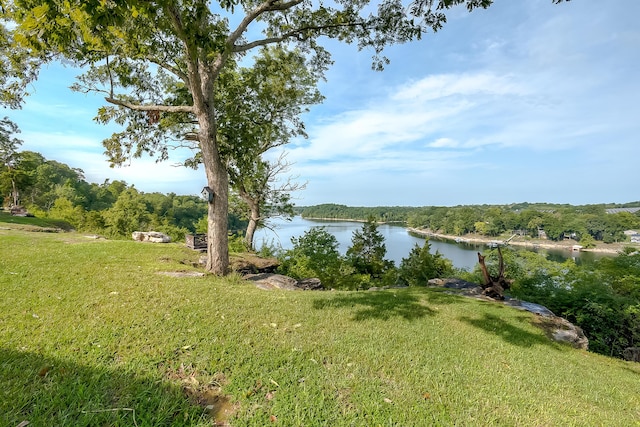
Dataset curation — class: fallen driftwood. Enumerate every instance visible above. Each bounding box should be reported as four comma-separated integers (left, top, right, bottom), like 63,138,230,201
477,246,512,299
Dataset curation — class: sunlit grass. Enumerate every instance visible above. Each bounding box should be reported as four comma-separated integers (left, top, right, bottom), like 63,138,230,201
1,228,639,426
0,211,73,230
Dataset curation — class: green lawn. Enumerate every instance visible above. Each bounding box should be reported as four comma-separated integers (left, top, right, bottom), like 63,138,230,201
0,211,73,231
1,228,639,426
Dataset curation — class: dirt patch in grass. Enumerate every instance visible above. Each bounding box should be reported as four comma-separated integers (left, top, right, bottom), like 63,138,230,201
164,364,237,426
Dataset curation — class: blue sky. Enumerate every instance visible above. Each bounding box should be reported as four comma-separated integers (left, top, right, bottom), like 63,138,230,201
5,0,639,207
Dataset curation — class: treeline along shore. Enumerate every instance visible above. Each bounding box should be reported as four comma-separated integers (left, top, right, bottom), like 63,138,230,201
406,228,623,254
299,202,640,254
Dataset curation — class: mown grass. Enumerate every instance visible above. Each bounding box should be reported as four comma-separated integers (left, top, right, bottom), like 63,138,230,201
0,211,73,231
1,228,639,426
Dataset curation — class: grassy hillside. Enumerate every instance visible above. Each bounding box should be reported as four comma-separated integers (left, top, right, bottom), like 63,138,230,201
1,229,639,426
0,211,73,231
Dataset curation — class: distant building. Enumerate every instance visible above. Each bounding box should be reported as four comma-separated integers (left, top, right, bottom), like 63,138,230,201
537,228,547,239
624,230,640,243
606,207,640,214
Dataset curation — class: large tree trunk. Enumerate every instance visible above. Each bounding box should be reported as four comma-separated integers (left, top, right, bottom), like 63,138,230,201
188,44,232,275
197,98,229,275
202,147,229,275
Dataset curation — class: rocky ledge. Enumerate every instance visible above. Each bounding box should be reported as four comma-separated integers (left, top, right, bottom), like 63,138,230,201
428,278,588,350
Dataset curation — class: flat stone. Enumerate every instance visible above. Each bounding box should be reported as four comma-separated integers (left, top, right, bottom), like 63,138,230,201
132,231,171,243
245,273,298,291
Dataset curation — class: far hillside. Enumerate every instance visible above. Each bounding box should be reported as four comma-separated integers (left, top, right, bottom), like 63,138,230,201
300,202,640,245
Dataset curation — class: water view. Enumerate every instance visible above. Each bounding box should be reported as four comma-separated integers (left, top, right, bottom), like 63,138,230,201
254,216,605,271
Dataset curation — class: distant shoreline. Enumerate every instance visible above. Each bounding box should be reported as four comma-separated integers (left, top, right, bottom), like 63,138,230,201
406,228,626,254
302,216,626,255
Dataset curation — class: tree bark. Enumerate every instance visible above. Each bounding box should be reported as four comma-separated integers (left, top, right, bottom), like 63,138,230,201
192,61,230,274
200,129,229,275
244,201,260,251
11,177,18,206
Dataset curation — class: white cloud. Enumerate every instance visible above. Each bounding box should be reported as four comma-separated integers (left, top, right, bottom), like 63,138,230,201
429,138,458,148
392,72,529,103
19,131,204,195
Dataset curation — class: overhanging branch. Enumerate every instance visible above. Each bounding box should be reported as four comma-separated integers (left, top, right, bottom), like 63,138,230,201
227,0,304,49
234,21,369,53
105,97,195,113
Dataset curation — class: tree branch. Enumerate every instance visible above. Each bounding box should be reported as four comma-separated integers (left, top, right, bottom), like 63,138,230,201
227,0,304,49
105,97,194,113
148,57,188,84
234,21,368,53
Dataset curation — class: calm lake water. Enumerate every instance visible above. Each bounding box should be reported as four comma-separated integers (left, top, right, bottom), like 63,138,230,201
254,216,604,271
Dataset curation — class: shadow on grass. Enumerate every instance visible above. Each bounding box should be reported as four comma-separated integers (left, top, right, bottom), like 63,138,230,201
623,366,640,377
0,348,210,426
458,313,561,349
313,288,453,321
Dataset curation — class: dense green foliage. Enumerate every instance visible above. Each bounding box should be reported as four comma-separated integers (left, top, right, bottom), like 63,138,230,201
279,219,397,290
398,241,454,286
301,203,415,222
278,227,344,286
301,202,640,244
280,218,454,291
346,216,394,279
0,150,221,241
454,247,640,360
503,250,640,359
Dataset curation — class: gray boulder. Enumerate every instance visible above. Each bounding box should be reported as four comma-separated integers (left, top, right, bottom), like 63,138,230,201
623,347,640,362
245,273,298,291
132,231,171,243
245,273,324,291
297,278,324,291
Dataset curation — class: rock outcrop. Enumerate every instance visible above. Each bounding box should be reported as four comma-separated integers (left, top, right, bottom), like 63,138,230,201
245,273,299,291
244,273,324,291
532,314,589,350
230,253,280,274
132,231,171,243
623,347,640,362
228,254,323,290
428,277,588,350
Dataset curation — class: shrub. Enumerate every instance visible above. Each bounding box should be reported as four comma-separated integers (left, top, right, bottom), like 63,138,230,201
398,241,453,286
278,227,344,287
509,251,640,359
346,216,394,279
